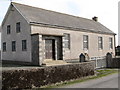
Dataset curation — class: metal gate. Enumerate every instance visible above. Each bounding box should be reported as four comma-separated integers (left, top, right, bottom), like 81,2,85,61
90,57,106,68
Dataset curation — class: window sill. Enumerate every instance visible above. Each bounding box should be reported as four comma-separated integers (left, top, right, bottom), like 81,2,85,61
12,51,16,53
12,51,16,52
16,32,20,34
64,48,70,51
22,50,27,51
83,48,88,51
98,49,103,51
3,51,6,52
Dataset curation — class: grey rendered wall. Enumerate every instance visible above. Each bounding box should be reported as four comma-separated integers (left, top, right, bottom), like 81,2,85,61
1,6,31,62
31,25,115,60
31,34,43,65
31,34,39,65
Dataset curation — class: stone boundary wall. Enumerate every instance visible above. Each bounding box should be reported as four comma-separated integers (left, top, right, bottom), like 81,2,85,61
110,58,120,68
2,61,94,89
106,53,120,68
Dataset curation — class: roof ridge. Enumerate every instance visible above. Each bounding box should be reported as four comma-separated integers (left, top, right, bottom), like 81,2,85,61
11,2,94,22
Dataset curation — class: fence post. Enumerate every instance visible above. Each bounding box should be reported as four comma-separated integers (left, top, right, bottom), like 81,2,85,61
95,57,98,68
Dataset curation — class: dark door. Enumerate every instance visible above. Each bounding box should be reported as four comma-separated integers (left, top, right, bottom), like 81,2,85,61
45,39,55,59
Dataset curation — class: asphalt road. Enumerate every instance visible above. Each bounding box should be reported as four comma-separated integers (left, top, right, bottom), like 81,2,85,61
59,73,119,88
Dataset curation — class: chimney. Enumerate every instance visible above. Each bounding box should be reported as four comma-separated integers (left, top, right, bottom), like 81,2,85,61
92,16,98,21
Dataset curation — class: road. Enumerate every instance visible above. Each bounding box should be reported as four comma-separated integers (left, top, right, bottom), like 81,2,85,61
59,73,118,88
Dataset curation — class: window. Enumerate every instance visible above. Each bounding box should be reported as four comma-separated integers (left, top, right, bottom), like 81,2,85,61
3,42,6,52
7,25,11,34
12,41,16,51
98,37,103,49
64,34,70,49
109,38,113,49
16,22,20,33
22,40,27,51
83,35,88,49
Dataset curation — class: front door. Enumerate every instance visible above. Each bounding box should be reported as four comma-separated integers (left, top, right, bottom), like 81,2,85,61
45,39,55,59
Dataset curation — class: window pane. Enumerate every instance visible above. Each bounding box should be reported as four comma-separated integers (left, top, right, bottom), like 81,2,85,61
64,34,70,49
83,35,88,41
83,35,88,49
12,41,16,51
16,22,20,33
22,40,27,51
98,37,103,49
3,42,6,52
7,25,10,34
109,38,113,49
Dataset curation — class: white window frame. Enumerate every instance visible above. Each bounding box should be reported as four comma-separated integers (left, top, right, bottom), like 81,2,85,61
98,37,103,50
109,37,113,49
83,35,88,50
64,33,70,49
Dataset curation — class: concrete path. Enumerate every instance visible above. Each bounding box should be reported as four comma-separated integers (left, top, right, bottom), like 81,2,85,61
59,73,118,88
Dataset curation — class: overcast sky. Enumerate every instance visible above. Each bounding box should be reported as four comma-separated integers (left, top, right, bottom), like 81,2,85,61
0,0,119,45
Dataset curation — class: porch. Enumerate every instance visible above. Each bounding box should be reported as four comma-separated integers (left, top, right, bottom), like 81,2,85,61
31,34,65,66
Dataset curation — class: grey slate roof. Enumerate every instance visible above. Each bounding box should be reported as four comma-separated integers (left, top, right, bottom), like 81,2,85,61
12,2,115,35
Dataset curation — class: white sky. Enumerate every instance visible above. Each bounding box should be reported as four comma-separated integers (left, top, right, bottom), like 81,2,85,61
0,0,119,46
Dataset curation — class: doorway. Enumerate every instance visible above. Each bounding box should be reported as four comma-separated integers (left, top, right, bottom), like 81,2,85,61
45,39,55,59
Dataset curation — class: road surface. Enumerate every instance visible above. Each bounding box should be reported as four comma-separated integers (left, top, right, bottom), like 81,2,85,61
59,73,118,88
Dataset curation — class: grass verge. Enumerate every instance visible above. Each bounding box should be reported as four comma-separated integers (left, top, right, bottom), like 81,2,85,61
40,69,118,88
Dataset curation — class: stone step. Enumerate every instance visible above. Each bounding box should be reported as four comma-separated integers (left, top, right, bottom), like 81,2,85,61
43,59,69,66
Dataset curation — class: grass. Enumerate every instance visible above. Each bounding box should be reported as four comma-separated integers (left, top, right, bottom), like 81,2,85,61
40,69,118,88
